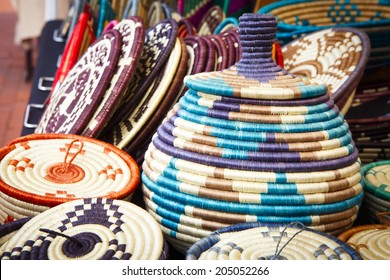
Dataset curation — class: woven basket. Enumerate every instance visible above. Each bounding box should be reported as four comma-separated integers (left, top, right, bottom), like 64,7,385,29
0,134,140,224
186,222,362,260
141,13,363,252
361,161,390,223
0,198,167,260
259,0,390,69
282,27,370,112
337,224,390,259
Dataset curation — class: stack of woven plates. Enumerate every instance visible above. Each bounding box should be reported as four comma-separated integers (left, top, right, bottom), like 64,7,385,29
0,134,139,224
281,27,370,114
141,13,364,253
0,198,168,260
345,93,390,164
338,224,390,259
197,5,225,36
259,0,390,69
360,161,390,223
178,18,197,37
352,82,390,107
178,0,214,28
35,16,145,138
214,17,238,34
100,19,181,150
186,222,362,260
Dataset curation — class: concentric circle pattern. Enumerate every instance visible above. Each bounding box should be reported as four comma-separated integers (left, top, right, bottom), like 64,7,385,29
186,222,362,260
0,134,140,224
141,13,363,252
338,225,390,260
0,198,165,260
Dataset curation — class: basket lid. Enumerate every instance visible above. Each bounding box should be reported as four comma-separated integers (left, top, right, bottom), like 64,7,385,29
184,13,327,100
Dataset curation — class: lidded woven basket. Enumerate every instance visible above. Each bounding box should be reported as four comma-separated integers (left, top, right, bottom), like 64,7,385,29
141,13,363,253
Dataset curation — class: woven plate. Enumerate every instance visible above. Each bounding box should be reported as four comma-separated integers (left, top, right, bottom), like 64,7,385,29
181,0,214,28
183,36,207,74
337,224,390,260
103,19,178,133
0,198,166,260
202,36,217,72
214,17,239,34
282,28,370,106
197,5,225,36
209,35,229,71
186,222,362,260
352,82,390,106
82,17,145,138
35,29,122,134
147,0,165,28
103,38,182,148
125,38,189,156
0,134,140,224
178,18,197,38
346,93,390,124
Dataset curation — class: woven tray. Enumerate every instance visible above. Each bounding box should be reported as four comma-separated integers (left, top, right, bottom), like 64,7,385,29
0,198,166,260
282,27,370,109
103,38,183,148
35,29,122,135
186,222,362,260
178,18,197,37
0,134,139,224
337,224,390,260
214,17,238,34
82,17,145,138
125,38,189,156
197,5,225,36
102,19,178,134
